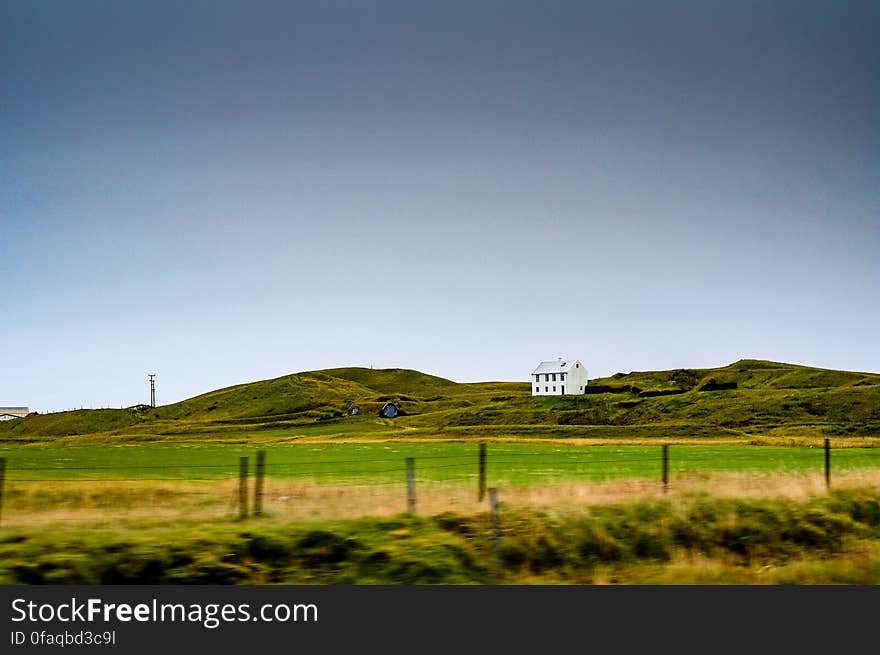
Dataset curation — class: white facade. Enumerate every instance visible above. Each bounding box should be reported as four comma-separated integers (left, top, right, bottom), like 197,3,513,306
0,406,29,421
531,359,588,396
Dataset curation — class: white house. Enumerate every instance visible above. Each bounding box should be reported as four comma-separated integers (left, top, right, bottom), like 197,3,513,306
531,359,588,396
0,406,29,421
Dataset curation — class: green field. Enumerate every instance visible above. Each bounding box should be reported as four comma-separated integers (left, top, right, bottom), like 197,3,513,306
2,441,878,530
2,442,880,484
2,441,879,585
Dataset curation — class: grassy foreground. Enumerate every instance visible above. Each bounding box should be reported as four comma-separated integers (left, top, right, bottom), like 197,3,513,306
2,488,879,584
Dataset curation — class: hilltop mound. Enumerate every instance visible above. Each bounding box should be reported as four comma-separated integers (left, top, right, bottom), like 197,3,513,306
592,360,879,394
155,367,454,423
317,367,456,395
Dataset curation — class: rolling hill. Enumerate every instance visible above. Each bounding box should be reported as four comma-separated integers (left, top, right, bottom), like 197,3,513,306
2,360,879,444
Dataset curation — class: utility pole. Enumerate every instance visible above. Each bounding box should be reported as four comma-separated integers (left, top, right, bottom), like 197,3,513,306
149,373,156,408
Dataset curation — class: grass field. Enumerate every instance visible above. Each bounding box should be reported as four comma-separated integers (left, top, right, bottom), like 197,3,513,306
2,442,878,525
2,441,879,584
4,442,880,482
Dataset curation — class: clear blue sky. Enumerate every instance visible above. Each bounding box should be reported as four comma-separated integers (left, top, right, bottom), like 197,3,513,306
2,1,878,413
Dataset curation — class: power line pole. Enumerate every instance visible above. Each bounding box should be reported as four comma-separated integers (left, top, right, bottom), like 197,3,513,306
149,373,156,408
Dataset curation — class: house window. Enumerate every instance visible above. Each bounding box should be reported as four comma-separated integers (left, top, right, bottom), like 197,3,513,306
551,373,556,381
535,387,539,393
545,374,549,382
545,386,548,392
576,363,579,368
553,386,556,392
561,386,565,394
561,373,566,380
580,386,583,391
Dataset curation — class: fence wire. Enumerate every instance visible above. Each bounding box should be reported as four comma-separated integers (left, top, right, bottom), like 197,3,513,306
0,444,878,528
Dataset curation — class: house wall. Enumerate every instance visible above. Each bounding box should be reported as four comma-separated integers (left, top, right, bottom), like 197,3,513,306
532,370,565,396
567,361,588,393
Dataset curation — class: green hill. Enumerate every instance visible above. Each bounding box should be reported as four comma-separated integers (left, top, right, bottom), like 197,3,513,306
594,359,879,393
2,360,879,443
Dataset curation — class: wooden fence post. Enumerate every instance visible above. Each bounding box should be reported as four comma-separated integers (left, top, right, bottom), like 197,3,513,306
254,450,265,516
239,456,249,520
489,487,501,576
478,443,487,502
406,457,416,515
824,438,831,490
662,444,669,493
0,457,6,527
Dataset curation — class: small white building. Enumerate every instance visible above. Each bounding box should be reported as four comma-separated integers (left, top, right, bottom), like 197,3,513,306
0,406,30,421
531,359,588,396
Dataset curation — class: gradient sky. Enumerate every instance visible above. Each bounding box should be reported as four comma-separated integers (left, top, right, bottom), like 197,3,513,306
2,1,878,413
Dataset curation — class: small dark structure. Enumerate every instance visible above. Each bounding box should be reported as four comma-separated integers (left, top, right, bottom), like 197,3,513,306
379,402,399,419
348,406,360,416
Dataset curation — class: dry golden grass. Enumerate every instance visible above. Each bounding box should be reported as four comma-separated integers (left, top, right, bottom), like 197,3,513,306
596,540,880,585
1,480,241,527
5,468,880,528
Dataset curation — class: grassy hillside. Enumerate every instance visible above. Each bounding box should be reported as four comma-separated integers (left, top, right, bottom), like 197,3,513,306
592,359,879,392
2,360,879,443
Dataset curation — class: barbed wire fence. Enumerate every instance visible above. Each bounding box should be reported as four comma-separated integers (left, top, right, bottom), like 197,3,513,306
1,439,879,531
